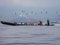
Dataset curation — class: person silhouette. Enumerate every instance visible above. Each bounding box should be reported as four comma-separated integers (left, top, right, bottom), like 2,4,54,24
47,19,50,26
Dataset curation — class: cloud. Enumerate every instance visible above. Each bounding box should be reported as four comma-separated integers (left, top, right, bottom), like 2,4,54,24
0,0,60,7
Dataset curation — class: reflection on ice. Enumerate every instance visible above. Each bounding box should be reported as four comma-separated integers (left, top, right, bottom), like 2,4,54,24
0,24,60,45
1,43,55,45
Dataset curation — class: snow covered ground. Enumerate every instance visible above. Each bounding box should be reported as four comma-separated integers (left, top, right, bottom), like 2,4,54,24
0,23,60,45
55,24,60,26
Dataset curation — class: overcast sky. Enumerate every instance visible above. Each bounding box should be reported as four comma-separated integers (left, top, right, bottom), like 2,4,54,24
0,0,60,22
0,0,60,7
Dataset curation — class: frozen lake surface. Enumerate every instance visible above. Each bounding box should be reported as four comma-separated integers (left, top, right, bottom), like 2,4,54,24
0,23,60,45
